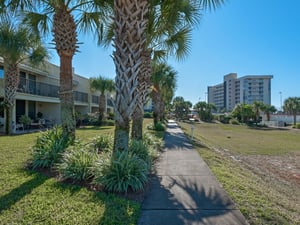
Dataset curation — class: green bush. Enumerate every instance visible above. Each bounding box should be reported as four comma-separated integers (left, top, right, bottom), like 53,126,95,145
229,118,240,125
102,120,115,126
57,144,98,182
19,115,32,126
154,122,165,131
93,151,148,192
91,135,113,153
31,126,70,169
144,112,153,118
296,123,300,129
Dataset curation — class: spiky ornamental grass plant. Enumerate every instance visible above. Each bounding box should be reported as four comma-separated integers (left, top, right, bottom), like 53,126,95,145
91,134,114,153
129,140,151,170
94,151,148,193
31,126,70,169
57,144,99,182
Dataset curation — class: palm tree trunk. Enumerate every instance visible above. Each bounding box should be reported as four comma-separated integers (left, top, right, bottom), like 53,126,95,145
113,0,148,151
59,55,75,141
159,99,165,122
4,63,19,135
99,93,106,125
131,49,152,140
53,7,78,142
131,104,144,140
152,88,160,126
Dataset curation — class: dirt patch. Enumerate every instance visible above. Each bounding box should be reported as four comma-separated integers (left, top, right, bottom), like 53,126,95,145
239,154,300,187
212,146,300,189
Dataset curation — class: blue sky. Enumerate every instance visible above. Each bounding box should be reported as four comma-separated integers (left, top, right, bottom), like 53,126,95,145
49,0,300,109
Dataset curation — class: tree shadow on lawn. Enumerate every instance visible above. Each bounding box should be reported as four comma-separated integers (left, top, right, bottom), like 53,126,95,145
0,172,48,213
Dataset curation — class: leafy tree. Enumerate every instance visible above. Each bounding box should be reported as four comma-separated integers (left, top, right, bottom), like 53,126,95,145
231,103,255,124
172,96,192,120
194,101,216,122
0,10,47,134
284,97,300,125
90,76,114,125
20,0,111,141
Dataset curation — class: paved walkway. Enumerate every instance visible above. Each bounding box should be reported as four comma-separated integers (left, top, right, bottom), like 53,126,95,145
138,120,248,225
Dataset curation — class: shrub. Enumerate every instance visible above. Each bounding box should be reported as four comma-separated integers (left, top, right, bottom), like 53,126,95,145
144,112,152,118
57,144,98,182
93,151,148,192
102,120,115,126
107,112,114,120
154,122,165,131
31,126,70,169
19,115,31,126
91,135,113,153
229,118,240,125
296,123,300,129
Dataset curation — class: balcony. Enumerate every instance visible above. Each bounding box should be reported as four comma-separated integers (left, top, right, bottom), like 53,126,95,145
74,91,88,103
17,77,59,98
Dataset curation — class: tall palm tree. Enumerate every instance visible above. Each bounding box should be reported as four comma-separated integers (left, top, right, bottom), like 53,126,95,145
20,0,111,141
263,104,277,121
252,101,264,125
151,62,177,125
113,0,149,151
131,0,200,139
90,75,114,125
284,97,300,125
0,11,47,135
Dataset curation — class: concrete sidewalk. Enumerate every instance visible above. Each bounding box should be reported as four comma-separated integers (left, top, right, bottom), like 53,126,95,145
138,120,248,225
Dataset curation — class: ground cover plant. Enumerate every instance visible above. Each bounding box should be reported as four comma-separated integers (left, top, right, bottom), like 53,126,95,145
0,125,141,224
180,121,300,225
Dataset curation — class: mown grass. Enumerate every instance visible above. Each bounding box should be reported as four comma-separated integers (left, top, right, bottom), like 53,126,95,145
0,125,142,225
179,121,300,225
181,122,300,155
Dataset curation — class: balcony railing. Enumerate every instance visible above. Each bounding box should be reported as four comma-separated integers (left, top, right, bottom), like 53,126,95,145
18,77,59,98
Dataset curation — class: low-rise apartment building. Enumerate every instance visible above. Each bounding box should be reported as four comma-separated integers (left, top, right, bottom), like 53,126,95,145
208,73,273,112
0,58,113,133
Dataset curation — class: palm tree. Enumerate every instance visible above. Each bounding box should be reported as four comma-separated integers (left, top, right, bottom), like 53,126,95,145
252,101,264,125
284,97,300,125
113,0,149,151
90,76,114,125
263,104,277,121
151,62,177,125
130,0,200,139
20,0,111,141
0,11,47,135
172,96,192,120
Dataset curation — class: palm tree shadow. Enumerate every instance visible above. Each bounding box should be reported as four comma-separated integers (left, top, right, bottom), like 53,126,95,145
139,175,246,225
0,173,48,213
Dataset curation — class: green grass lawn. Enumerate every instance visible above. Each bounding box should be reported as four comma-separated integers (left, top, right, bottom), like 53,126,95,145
0,125,141,225
180,121,300,225
181,122,300,155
